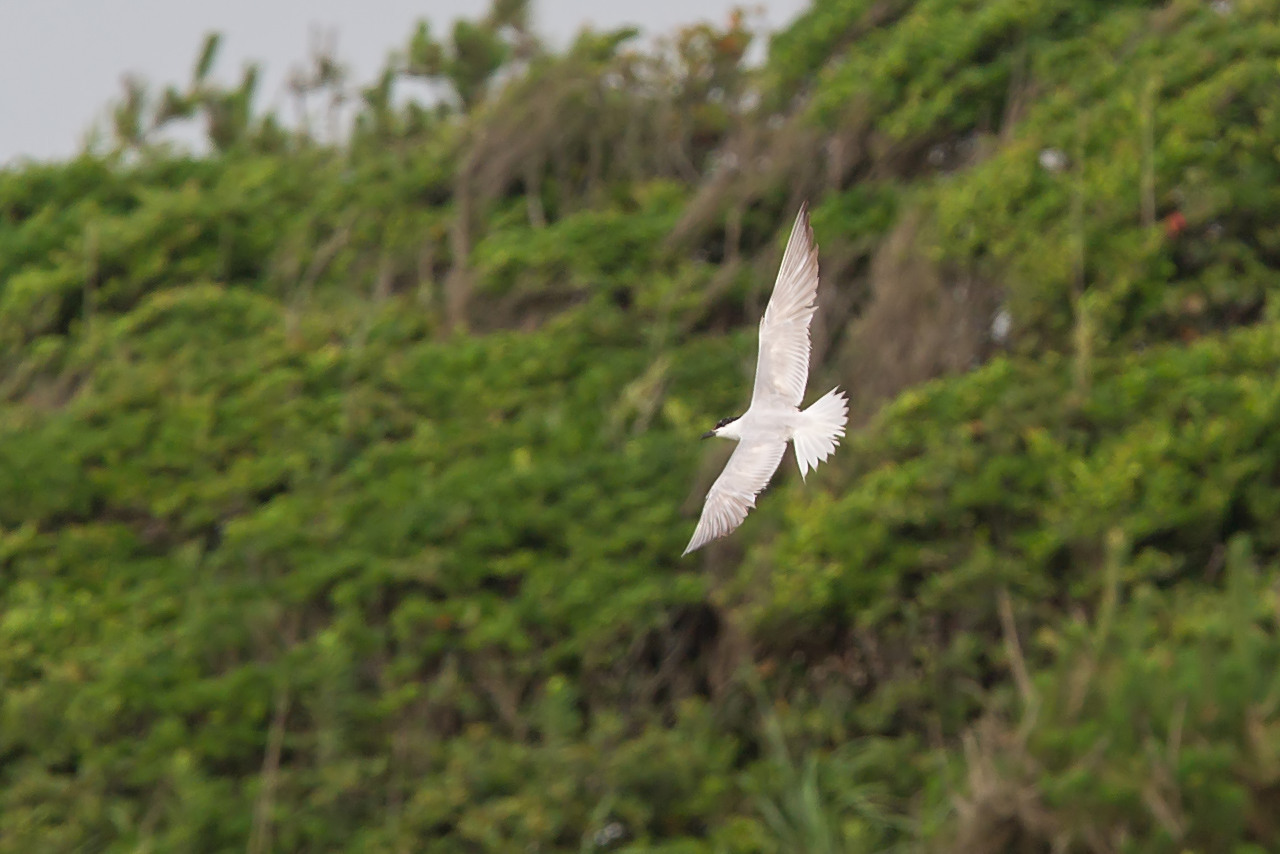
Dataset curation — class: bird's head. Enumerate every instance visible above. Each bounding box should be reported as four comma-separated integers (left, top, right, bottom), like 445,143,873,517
702,415,740,440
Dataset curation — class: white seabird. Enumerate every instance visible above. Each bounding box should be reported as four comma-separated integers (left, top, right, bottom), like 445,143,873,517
684,202,848,555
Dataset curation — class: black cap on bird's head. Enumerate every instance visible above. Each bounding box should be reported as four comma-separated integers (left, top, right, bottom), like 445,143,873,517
702,415,739,439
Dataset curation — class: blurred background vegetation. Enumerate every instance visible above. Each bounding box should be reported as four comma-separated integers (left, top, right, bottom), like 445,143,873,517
2,0,1280,850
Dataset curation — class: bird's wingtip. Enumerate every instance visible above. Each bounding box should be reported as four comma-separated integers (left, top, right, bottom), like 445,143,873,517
793,201,816,256
795,200,810,226
683,530,710,556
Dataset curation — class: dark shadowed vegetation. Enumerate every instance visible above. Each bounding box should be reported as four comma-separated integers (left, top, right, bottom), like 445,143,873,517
3,0,1280,850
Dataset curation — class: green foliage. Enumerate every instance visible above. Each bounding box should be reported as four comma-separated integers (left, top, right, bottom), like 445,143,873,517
446,19,510,108
471,186,687,302
929,0,1280,351
757,323,1280,731
944,536,1280,851
405,21,446,78
2,0,1280,850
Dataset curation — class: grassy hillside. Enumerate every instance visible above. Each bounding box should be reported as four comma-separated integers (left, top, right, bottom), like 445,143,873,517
2,0,1280,851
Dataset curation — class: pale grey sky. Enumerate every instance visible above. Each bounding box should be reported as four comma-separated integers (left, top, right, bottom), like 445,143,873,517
0,1,807,165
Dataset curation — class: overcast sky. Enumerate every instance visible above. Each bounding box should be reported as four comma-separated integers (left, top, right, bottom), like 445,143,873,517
1,0,808,165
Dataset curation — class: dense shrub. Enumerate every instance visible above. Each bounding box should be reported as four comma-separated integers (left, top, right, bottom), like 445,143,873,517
2,0,1280,850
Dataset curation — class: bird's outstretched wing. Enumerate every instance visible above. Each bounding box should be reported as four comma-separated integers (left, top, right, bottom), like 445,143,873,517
751,203,820,409
683,438,787,555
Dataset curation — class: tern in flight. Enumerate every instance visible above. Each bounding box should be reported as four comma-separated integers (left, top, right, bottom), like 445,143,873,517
683,203,848,555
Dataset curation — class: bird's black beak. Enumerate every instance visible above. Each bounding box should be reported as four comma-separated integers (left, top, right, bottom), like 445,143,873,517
701,430,715,439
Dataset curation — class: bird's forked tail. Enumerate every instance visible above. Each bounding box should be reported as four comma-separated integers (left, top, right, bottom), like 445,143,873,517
793,387,848,480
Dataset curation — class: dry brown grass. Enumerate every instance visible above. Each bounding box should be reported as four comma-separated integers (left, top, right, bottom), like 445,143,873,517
947,717,1059,854
835,209,1002,426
